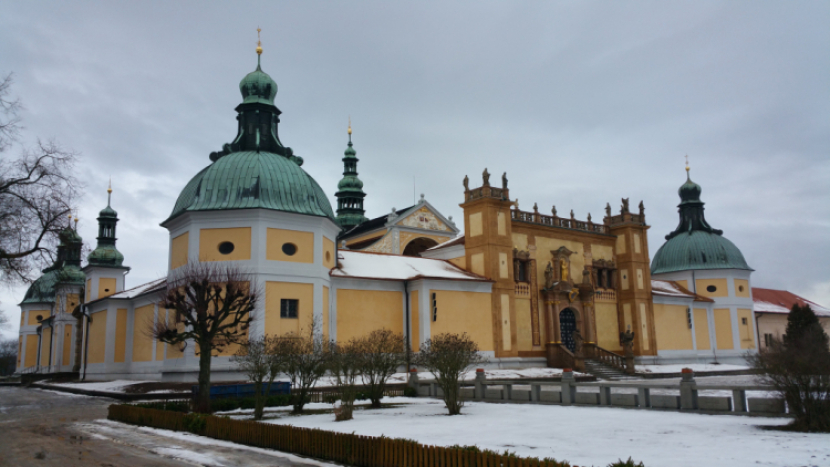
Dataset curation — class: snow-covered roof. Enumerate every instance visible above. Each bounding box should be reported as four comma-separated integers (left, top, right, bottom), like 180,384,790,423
651,280,713,302
426,234,465,251
332,250,489,282
752,288,830,317
104,277,166,301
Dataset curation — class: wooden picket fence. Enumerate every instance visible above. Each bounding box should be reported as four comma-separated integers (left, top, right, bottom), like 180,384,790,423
108,404,575,467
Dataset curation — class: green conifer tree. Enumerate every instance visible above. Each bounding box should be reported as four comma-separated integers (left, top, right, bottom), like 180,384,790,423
784,304,830,351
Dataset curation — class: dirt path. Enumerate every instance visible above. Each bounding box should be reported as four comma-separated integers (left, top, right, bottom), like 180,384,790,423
0,386,332,467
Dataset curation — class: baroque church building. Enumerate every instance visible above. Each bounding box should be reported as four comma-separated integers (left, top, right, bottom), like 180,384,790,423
16,45,759,380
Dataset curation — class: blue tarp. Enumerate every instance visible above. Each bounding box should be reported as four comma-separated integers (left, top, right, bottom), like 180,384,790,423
192,382,291,399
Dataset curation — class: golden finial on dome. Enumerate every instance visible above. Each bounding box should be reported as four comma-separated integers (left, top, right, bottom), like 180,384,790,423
107,177,112,194
348,116,352,135
685,154,690,172
256,27,263,55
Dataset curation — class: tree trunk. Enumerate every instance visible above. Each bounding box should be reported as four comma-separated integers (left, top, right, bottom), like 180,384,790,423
254,381,264,420
196,341,213,413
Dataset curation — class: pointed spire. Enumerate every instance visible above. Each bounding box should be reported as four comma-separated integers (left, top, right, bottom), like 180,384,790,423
335,119,368,230
88,184,125,267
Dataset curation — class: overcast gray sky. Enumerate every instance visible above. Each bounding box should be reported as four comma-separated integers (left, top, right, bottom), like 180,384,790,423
1,1,828,340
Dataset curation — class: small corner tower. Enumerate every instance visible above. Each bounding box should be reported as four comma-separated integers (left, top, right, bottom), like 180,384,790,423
83,182,130,302
335,120,368,230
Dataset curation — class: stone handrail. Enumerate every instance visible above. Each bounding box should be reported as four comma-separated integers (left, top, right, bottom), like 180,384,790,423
510,209,609,235
590,345,627,372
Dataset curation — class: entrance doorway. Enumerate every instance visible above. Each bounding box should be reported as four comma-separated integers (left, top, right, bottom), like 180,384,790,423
560,308,576,352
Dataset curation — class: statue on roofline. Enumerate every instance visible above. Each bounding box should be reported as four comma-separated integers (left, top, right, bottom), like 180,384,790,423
463,175,469,191
638,200,645,217
552,205,557,217
605,203,611,218
482,168,490,186
621,198,630,214
502,172,508,189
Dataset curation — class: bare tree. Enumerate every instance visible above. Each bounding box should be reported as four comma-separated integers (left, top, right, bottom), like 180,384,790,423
273,317,330,414
749,304,830,432
0,308,9,329
357,328,406,408
0,338,17,376
152,261,259,413
329,338,362,421
0,73,82,284
232,335,282,420
416,333,485,415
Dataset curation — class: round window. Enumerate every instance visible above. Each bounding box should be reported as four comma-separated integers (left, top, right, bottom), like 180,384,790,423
738,285,744,292
706,285,717,293
36,315,43,322
282,243,297,256
218,242,235,255
325,251,332,263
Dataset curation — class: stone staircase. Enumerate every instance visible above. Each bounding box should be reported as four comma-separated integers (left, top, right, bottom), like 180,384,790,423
584,359,640,381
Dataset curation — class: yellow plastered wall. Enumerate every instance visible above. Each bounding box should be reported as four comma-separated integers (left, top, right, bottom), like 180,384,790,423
28,310,48,326
734,279,750,298
616,233,626,254
62,325,73,365
622,303,632,331
114,309,127,363
411,291,420,352
497,212,506,236
266,282,314,337
166,309,184,359
714,308,734,350
636,269,644,289
500,294,511,351
322,286,330,342
512,233,528,250
592,244,613,261
25,334,39,367
87,311,107,364
40,328,52,366
470,253,485,276
323,237,336,269
639,303,650,351
336,289,402,343
694,308,711,350
515,298,532,351
738,308,755,349
633,233,642,254
596,302,622,351
98,278,117,299
676,280,689,290
171,232,189,269
429,290,494,351
156,308,167,360
86,279,91,302
498,252,509,279
469,212,483,237
267,228,314,263
199,227,251,262
653,304,693,350
695,278,729,298
448,257,466,269
132,304,155,362
620,269,630,290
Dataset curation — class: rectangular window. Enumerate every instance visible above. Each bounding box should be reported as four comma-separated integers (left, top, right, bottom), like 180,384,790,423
741,317,748,325
687,308,693,329
280,299,298,319
431,293,437,322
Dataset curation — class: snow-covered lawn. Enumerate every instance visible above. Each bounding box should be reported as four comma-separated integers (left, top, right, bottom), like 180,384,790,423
254,397,828,467
637,363,749,374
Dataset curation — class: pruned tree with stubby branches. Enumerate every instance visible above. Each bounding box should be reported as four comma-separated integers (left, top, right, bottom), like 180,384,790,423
329,338,362,421
416,332,486,415
749,304,830,432
232,335,282,420
357,328,406,408
152,261,259,413
0,73,83,284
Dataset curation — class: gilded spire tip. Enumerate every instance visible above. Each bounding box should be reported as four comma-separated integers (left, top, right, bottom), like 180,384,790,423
256,27,263,55
348,116,352,135
685,155,690,179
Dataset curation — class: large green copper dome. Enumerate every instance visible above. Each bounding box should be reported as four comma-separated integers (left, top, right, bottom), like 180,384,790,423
167,151,335,222
165,53,336,224
651,168,751,275
22,226,85,305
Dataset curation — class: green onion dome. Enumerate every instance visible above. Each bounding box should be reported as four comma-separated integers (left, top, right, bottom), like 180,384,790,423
239,57,277,105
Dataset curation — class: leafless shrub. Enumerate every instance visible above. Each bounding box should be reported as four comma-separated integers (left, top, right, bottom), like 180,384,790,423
232,335,281,420
151,261,259,413
357,328,405,408
271,316,330,414
416,332,485,415
329,338,362,421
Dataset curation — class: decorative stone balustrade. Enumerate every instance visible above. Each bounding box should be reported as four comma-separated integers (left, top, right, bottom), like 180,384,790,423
594,289,616,301
511,209,609,235
514,282,530,298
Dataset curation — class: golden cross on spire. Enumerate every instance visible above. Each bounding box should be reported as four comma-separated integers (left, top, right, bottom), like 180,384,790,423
348,116,352,135
107,177,113,206
685,154,689,172
256,27,263,55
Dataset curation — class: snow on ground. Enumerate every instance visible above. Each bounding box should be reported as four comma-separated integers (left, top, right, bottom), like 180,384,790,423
46,379,155,393
259,397,828,467
637,363,749,374
314,367,583,388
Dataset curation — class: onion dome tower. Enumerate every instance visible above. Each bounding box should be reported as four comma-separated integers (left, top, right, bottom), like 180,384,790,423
83,182,130,301
651,164,751,275
335,121,368,230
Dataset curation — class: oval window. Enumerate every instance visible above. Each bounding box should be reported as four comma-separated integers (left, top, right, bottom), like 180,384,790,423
36,315,43,322
325,251,331,263
738,285,744,292
282,243,297,256
218,242,235,255
706,285,717,293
